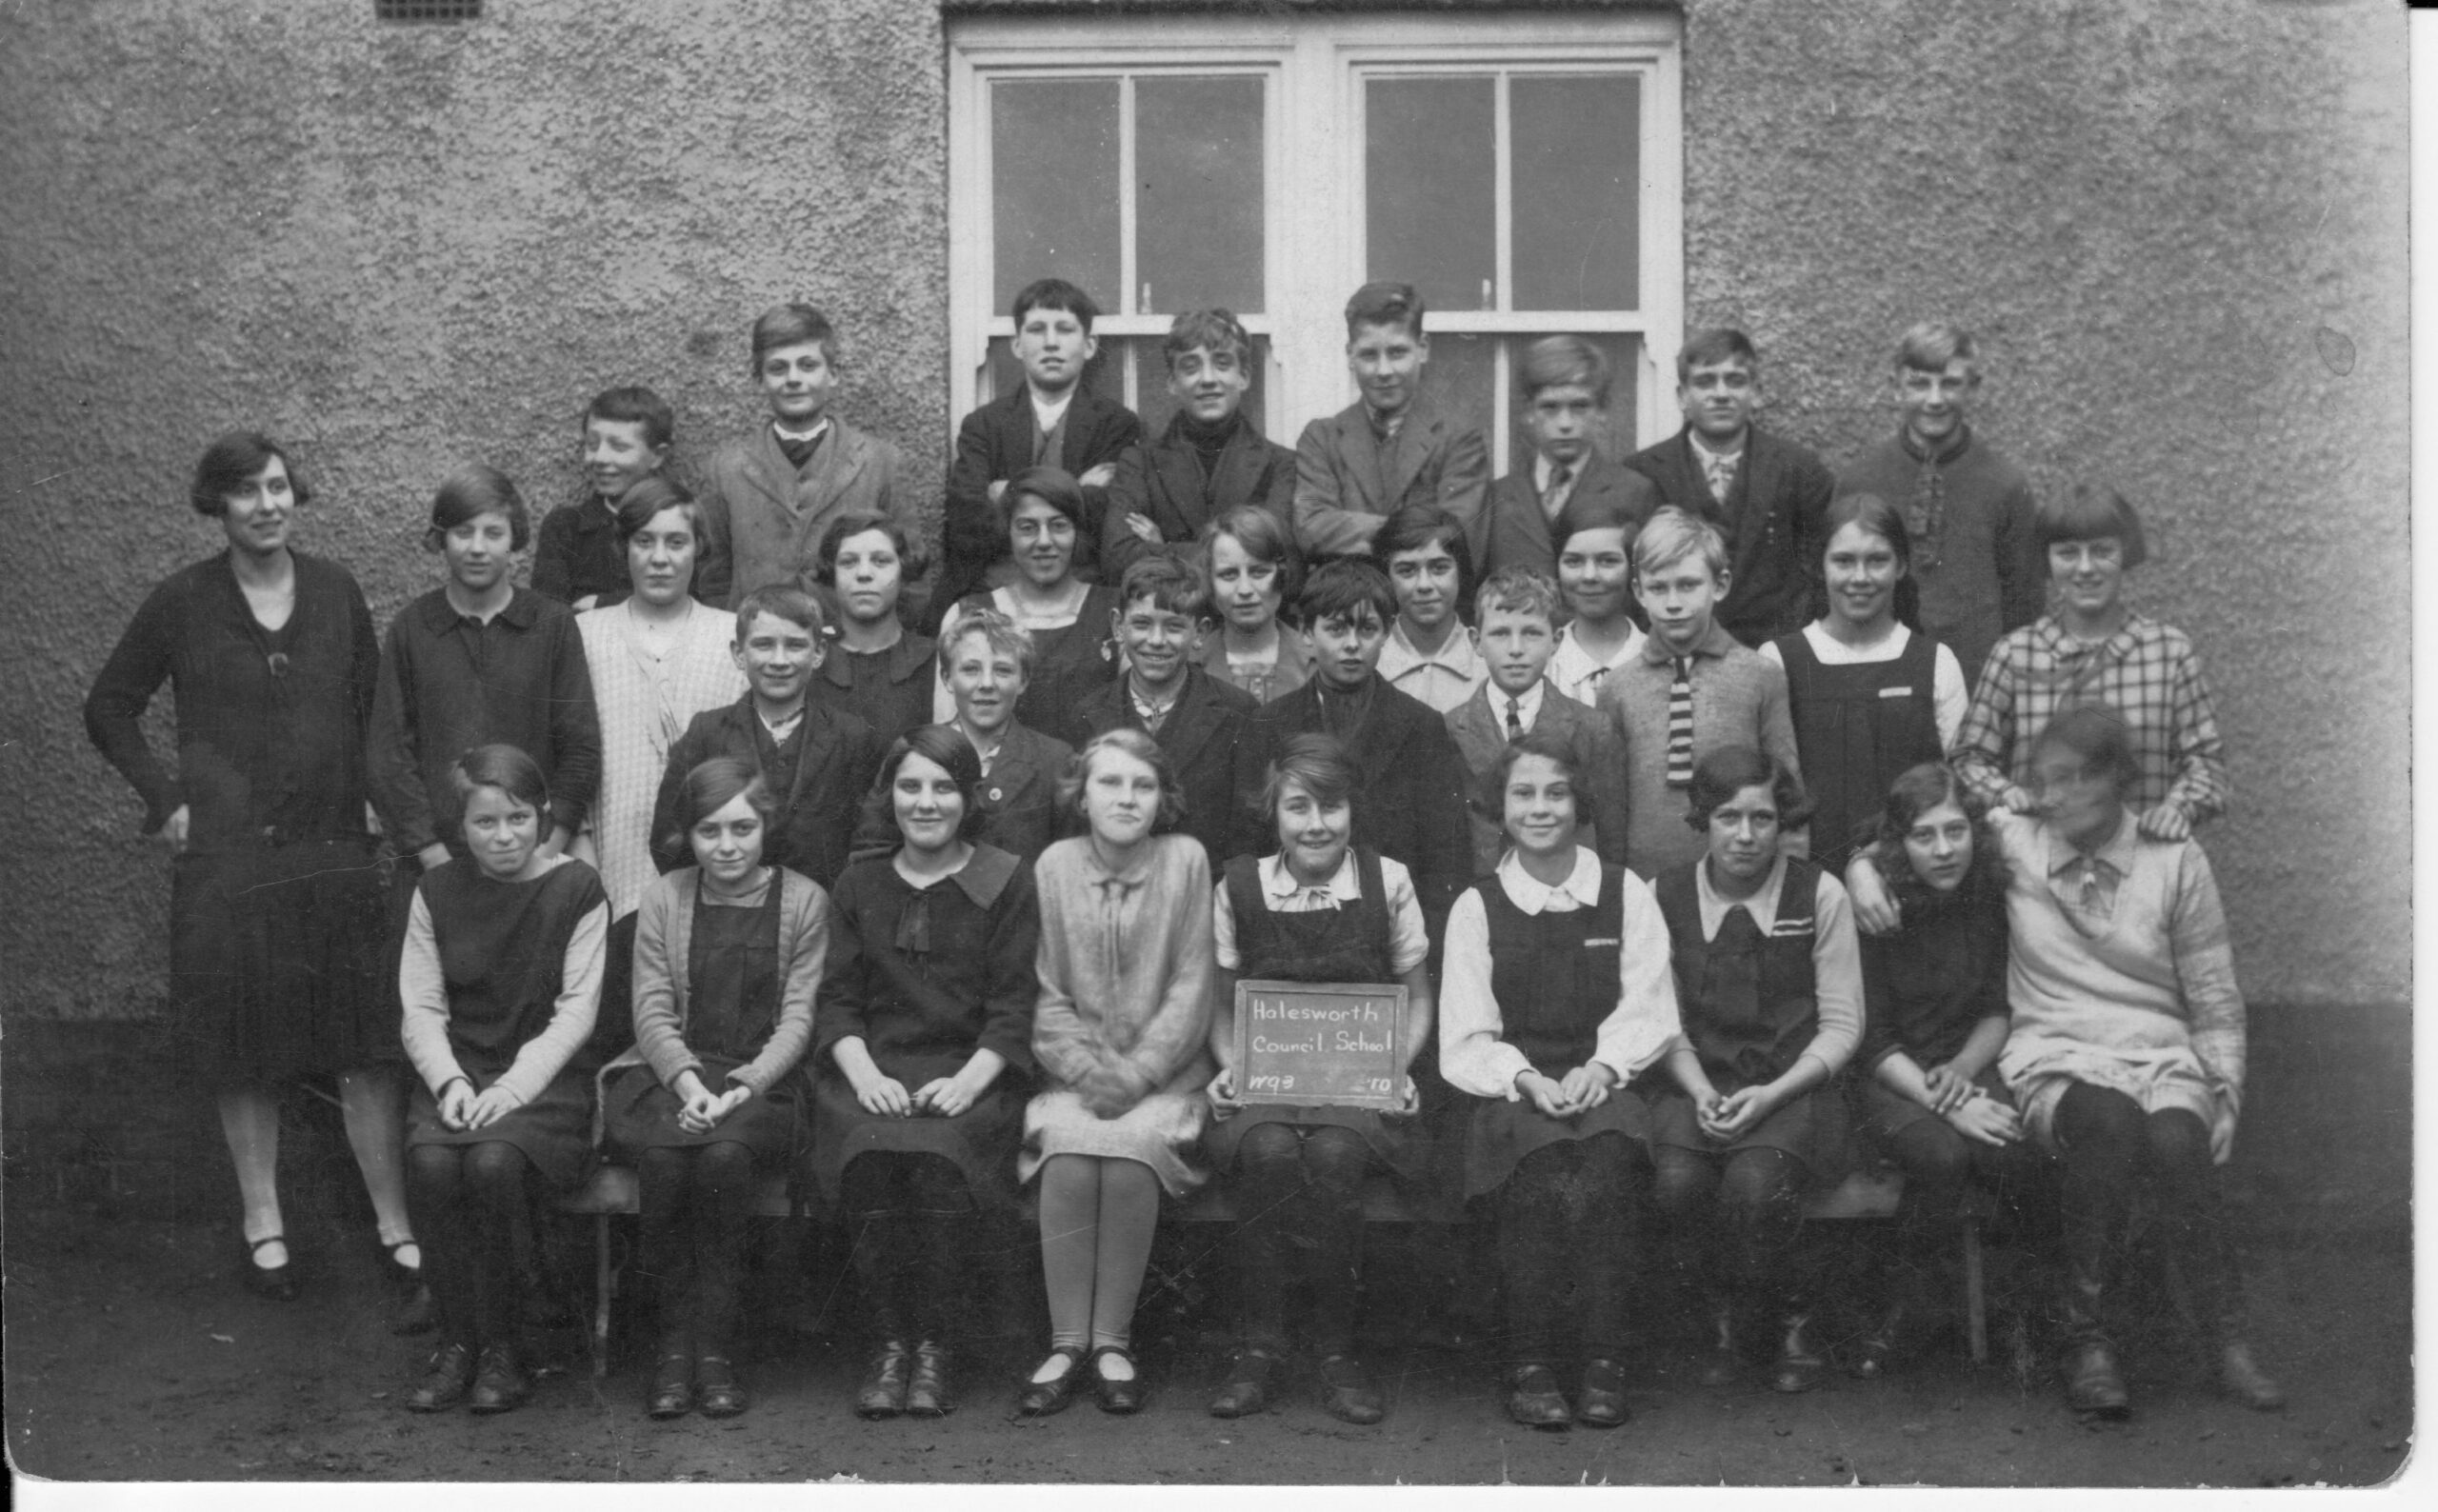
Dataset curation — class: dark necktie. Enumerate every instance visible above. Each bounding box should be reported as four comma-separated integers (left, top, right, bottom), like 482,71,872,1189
1505,696,1525,742
1540,464,1573,521
778,432,819,469
1666,657,1695,787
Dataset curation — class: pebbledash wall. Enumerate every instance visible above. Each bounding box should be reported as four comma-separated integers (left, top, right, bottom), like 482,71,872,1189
0,0,2408,1025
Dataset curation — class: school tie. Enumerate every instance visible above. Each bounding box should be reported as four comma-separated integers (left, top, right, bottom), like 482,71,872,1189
777,432,819,469
1540,464,1573,521
1666,657,1696,787
1506,696,1525,742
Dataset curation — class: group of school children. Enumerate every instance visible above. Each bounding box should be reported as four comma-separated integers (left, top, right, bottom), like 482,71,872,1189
85,272,2282,1437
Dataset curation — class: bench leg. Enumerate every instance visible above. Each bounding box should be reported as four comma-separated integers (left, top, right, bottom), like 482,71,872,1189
1961,1216,1988,1365
592,1211,612,1380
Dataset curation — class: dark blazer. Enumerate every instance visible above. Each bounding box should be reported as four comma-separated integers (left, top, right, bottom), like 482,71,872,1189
1240,677,1473,938
849,720,1079,869
1623,425,1834,648
1481,448,1661,585
650,696,887,889
1289,393,1490,562
1101,413,1296,583
928,387,1146,631
1059,665,1259,869
697,418,905,611
531,497,631,607
809,632,937,750
1443,679,1629,877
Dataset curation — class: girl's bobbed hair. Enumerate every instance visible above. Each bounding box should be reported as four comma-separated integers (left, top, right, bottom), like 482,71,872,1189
1061,726,1189,835
448,743,550,816
428,463,531,551
1256,732,1357,838
1682,745,1812,832
865,724,988,844
190,430,310,517
1495,727,1594,834
664,756,777,856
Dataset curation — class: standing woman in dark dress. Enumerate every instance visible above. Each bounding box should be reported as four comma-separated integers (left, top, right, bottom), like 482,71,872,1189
605,757,829,1421
397,745,608,1415
812,725,1041,1421
934,467,1121,733
812,509,937,747
85,432,423,1319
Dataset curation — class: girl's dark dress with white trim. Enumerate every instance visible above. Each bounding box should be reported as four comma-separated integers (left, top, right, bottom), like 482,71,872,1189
84,550,393,1082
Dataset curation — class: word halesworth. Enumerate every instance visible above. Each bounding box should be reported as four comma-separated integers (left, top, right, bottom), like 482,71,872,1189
1249,996,1392,1055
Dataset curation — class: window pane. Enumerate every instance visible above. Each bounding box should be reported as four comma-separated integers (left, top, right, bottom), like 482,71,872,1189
993,78,1122,314
1506,334,1640,472
1511,76,1640,311
1419,331,1496,466
1366,77,1494,314
986,337,1127,412
1136,76,1265,315
1130,335,1269,438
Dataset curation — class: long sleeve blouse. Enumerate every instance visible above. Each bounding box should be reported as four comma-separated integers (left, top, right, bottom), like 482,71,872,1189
85,551,378,844
815,846,1041,1083
368,587,603,853
1029,834,1215,1103
616,866,828,1097
1438,846,1685,1099
398,855,608,1104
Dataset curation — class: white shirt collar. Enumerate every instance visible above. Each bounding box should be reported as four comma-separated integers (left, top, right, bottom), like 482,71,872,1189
1492,680,1547,731
1379,620,1481,678
1689,428,1747,463
772,416,830,446
1493,845,1604,915
1029,388,1075,434
1692,851,1789,934
1258,851,1364,905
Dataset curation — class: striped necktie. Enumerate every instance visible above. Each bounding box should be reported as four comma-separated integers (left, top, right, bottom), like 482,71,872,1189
1666,657,1695,786
1506,696,1525,742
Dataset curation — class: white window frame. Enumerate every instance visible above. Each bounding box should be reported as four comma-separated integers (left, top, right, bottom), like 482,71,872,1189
947,9,1684,468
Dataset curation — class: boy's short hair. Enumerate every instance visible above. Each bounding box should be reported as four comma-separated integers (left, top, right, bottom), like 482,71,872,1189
999,465,1089,532
1012,277,1100,332
2034,483,2149,569
428,464,531,551
1163,308,1253,371
733,584,827,642
749,303,838,371
586,385,674,450
1370,505,1475,612
1118,556,1214,623
190,430,310,517
1297,558,1398,630
1675,328,1758,382
1475,565,1562,626
1683,745,1813,832
1344,281,1425,342
943,605,1040,681
1518,334,1612,406
1895,321,1980,379
1198,505,1306,616
613,476,702,545
1632,507,1729,581
817,508,929,583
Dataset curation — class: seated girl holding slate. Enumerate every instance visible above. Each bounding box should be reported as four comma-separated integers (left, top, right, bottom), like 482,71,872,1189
811,726,1041,1421
1438,729,1686,1431
1204,733,1434,1425
603,756,829,1422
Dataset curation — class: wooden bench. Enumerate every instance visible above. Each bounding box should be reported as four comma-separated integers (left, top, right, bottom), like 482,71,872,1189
558,1160,1988,1377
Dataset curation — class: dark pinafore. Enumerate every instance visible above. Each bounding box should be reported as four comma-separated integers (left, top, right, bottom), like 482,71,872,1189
1459,862,1653,1201
1772,629,1943,874
604,875,805,1164
1649,856,1850,1179
1206,847,1416,1174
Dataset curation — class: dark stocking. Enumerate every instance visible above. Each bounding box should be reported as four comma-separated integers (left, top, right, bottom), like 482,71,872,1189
636,1147,697,1355
1495,1136,1641,1366
461,1142,533,1347
689,1141,756,1356
407,1145,475,1346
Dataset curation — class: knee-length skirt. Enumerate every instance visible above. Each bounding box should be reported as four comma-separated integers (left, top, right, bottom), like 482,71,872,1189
1021,1075,1210,1199
809,1068,1027,1216
406,1059,596,1194
602,1054,805,1167
1649,1084,1852,1185
1462,1087,1652,1202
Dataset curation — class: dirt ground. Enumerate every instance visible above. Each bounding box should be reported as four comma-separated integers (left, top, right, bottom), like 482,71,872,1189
2,1198,2412,1489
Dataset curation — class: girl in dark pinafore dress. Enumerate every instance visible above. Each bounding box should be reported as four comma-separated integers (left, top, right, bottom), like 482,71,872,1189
1438,730,1689,1431
811,725,1041,1421
603,756,829,1421
1203,734,1434,1425
1649,746,1865,1396
398,745,609,1416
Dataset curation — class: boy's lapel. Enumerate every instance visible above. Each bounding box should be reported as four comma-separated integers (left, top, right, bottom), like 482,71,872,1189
1385,397,1444,506
1209,424,1271,513
789,704,842,810
800,422,870,521
1445,685,1504,772
1148,429,1210,533
746,427,804,514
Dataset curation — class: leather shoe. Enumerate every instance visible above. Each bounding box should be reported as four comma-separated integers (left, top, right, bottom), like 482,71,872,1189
1091,1344,1147,1415
857,1340,910,1420
646,1353,694,1419
1575,1358,1629,1428
243,1235,300,1303
1317,1354,1385,1425
1506,1363,1572,1430
1016,1345,1085,1417
2061,1339,2130,1416
468,1344,530,1414
1209,1347,1279,1419
905,1342,954,1418
403,1341,477,1412
696,1355,749,1418
2216,1342,2285,1412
